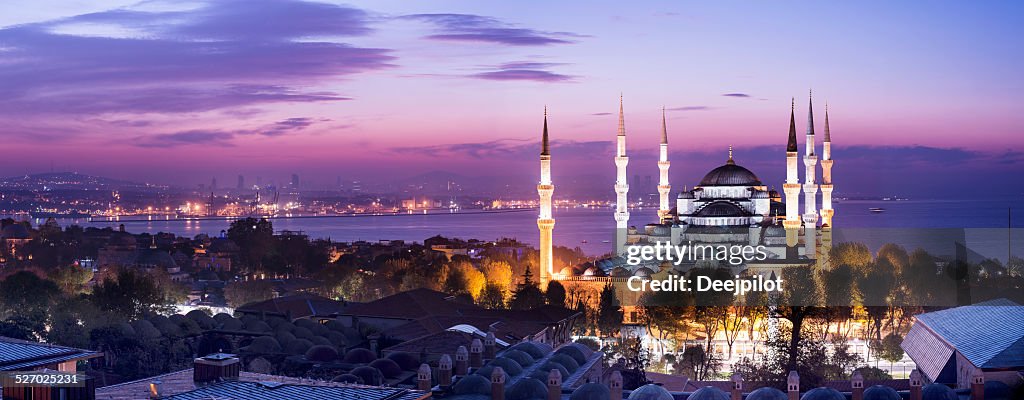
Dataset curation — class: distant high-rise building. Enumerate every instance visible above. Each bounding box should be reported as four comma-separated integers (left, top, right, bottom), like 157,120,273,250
211,178,217,190
256,176,263,187
237,175,244,190
291,174,300,189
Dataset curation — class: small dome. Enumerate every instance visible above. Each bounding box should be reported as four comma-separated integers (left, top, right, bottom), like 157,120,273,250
689,386,730,400
549,354,580,373
554,345,589,365
627,384,674,400
800,387,845,400
452,374,492,395
502,350,535,368
699,162,762,186
508,342,550,360
331,374,363,384
350,366,384,386
678,190,696,199
507,378,547,400
570,382,611,400
369,358,403,378
343,348,377,363
386,352,420,370
863,385,901,400
583,266,606,277
634,267,655,278
747,387,787,400
921,384,957,400
559,267,575,276
304,345,338,362
488,357,524,377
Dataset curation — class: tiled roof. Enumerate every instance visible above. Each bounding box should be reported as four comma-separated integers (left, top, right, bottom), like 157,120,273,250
902,322,955,381
165,380,428,400
342,288,478,320
912,298,1024,369
95,368,428,400
236,292,346,319
0,336,100,371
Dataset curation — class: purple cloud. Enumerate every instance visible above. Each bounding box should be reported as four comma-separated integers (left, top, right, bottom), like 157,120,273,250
472,69,573,82
0,1,393,118
723,93,752,98
133,117,323,147
402,14,582,46
390,139,610,159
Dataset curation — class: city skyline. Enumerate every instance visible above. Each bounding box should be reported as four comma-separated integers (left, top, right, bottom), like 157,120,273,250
0,1,1022,198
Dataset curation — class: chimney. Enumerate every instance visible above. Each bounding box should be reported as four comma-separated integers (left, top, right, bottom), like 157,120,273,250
438,354,453,386
417,364,432,391
455,346,469,375
547,369,562,400
851,370,864,400
909,369,923,400
148,379,162,399
194,353,240,385
787,371,800,400
491,366,506,400
470,339,484,368
731,373,743,400
970,368,985,400
609,370,623,400
484,331,497,360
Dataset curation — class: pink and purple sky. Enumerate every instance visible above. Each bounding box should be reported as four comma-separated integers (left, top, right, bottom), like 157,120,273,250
0,1,1021,197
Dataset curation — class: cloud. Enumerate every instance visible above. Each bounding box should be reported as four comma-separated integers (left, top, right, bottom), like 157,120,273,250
472,69,573,82
390,139,611,159
668,106,712,111
133,117,322,147
402,13,583,46
0,1,393,118
592,112,613,116
722,93,752,98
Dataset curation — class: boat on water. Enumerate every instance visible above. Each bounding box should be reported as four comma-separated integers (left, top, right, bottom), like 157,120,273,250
869,207,886,213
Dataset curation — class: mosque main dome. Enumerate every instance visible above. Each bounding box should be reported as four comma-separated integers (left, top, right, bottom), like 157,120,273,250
699,161,763,186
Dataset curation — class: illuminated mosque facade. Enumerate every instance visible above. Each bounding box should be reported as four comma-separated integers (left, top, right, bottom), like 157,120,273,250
538,94,836,286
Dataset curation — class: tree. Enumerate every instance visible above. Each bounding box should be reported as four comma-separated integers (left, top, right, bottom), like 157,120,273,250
597,282,623,338
858,262,895,341
481,259,514,290
775,265,821,373
479,283,507,309
509,268,545,310
227,218,275,271
91,268,174,320
444,260,486,300
545,280,566,307
676,345,721,381
0,270,60,316
818,264,855,340
829,242,873,273
224,280,276,308
48,265,94,295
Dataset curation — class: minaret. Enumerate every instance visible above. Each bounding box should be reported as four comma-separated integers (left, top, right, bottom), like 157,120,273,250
657,107,671,222
783,99,802,250
537,107,555,287
820,104,834,227
803,91,819,260
819,104,835,268
613,95,630,255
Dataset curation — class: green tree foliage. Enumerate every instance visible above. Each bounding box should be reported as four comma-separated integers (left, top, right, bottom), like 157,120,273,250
775,265,821,372
509,268,545,310
733,328,863,390
227,217,275,271
479,283,507,309
675,345,721,381
597,282,623,338
91,268,174,320
224,280,277,308
829,242,873,273
545,280,566,307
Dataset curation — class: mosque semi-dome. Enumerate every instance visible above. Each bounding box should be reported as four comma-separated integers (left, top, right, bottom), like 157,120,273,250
699,162,763,187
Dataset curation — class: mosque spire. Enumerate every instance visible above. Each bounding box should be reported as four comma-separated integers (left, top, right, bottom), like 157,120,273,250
823,102,831,143
660,106,668,145
617,94,626,137
787,98,798,152
541,106,550,156
727,145,735,165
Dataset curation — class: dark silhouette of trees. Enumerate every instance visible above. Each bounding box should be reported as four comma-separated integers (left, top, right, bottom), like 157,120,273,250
597,282,623,338
509,268,545,310
545,280,566,306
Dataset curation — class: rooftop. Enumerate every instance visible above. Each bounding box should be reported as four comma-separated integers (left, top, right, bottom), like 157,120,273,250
0,335,100,371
